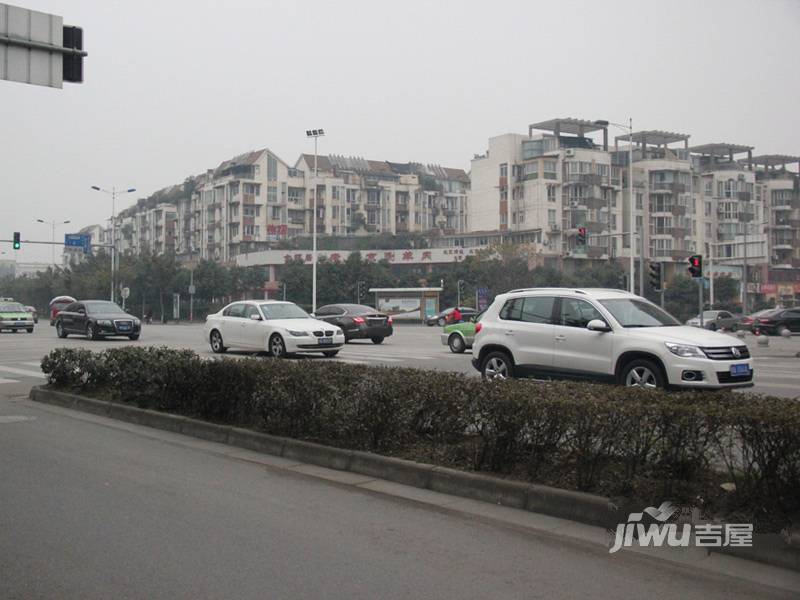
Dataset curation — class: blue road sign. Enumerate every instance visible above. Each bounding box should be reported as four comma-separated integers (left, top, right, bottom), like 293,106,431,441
65,233,91,254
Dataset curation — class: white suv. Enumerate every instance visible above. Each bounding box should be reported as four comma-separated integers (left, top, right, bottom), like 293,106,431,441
471,288,754,390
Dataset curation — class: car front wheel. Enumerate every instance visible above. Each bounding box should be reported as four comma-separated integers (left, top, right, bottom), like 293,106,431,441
269,334,287,358
621,359,664,390
86,323,101,340
481,351,513,381
210,330,227,354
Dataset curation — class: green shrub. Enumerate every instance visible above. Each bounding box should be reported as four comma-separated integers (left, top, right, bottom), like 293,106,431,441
40,347,800,530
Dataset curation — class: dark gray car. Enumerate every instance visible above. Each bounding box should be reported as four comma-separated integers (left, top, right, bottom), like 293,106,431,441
55,300,141,340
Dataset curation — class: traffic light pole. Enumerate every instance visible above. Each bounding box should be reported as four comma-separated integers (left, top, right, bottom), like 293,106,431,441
699,279,704,328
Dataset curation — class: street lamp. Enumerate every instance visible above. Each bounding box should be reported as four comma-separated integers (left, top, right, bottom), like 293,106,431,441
36,218,71,266
91,186,136,303
306,128,325,313
595,118,636,294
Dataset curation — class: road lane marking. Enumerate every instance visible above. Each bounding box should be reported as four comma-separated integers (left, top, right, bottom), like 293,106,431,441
0,378,21,384
22,362,43,367
0,366,45,378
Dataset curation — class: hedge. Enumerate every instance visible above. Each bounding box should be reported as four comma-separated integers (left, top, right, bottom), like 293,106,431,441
40,347,800,531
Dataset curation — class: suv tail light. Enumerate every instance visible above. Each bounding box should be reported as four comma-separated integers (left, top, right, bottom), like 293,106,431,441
387,316,393,325
353,317,365,324
475,322,482,334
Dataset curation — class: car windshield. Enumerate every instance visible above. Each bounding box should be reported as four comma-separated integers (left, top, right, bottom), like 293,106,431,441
260,303,309,320
0,302,25,312
599,299,680,328
84,301,126,315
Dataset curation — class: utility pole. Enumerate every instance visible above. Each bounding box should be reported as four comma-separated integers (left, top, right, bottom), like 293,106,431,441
92,185,136,304
742,218,749,315
306,129,325,314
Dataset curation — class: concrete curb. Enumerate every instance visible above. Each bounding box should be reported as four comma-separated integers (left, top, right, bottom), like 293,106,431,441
28,386,800,574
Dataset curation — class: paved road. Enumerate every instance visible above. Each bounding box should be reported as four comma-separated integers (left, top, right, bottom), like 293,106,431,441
0,395,793,600
0,323,797,399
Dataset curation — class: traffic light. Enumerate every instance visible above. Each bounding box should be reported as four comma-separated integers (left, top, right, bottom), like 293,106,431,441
687,254,703,278
457,280,466,296
649,262,662,292
12,232,20,250
577,226,587,246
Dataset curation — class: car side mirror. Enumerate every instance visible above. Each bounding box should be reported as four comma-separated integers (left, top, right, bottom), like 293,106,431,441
249,314,262,321
77,309,85,315
309,313,315,318
587,319,611,332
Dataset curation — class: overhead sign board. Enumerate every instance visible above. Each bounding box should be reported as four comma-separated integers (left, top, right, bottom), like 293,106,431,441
64,233,91,254
0,3,86,88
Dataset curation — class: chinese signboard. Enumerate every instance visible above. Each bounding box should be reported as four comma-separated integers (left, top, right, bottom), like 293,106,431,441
236,246,480,268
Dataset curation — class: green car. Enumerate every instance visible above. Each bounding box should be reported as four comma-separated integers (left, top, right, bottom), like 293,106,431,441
440,312,482,353
0,299,35,333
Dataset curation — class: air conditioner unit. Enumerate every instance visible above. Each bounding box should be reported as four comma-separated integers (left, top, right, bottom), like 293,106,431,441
564,149,575,157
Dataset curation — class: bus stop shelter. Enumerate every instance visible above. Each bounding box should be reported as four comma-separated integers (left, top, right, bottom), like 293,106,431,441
369,287,443,322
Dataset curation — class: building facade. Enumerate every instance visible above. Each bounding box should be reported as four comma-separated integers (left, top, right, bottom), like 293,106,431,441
470,119,624,264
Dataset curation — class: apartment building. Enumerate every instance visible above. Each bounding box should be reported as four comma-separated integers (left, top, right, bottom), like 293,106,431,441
293,154,469,237
609,131,698,280
116,199,178,257
470,118,624,262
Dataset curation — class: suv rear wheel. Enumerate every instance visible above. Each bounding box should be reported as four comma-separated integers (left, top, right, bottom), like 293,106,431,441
621,359,664,390
481,351,513,381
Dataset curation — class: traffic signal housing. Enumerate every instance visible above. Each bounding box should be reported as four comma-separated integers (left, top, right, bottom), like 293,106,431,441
687,254,703,278
13,232,21,250
576,226,587,246
649,262,662,292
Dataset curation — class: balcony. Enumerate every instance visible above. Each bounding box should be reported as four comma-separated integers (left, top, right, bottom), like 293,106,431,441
737,191,752,202
671,249,693,260
586,222,606,234
773,242,795,250
564,173,602,186
584,197,608,210
395,222,409,233
577,245,603,258
671,205,687,217
650,182,686,194
289,218,306,225
670,227,690,238
243,194,257,205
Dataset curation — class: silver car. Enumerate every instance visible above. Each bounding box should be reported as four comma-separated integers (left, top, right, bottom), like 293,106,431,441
686,310,738,332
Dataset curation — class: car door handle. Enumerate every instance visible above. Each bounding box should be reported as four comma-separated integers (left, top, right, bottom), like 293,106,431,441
555,335,566,341
505,330,515,336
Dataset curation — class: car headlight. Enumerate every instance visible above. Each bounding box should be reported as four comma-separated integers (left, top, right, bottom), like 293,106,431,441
665,342,705,358
287,329,309,337
133,318,140,326
97,319,113,326
335,329,343,335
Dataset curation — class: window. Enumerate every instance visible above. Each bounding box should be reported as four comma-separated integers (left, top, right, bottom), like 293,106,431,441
267,155,278,181
559,298,604,328
636,193,643,210
271,206,281,220
547,185,556,202
499,163,508,177
544,160,557,179
548,209,557,225
500,297,555,323
223,303,246,318
267,185,278,203
520,297,555,324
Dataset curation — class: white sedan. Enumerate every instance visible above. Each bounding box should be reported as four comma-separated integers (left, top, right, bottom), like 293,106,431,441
204,300,345,358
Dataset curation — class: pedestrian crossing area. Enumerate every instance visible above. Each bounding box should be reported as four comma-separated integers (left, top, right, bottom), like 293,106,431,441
0,362,46,385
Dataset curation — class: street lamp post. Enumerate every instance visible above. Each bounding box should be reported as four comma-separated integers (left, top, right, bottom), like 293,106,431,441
36,218,71,266
306,128,325,313
91,186,136,304
595,118,635,294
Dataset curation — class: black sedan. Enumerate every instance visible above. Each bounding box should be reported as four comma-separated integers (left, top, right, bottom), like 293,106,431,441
425,306,478,327
753,307,800,336
55,300,141,340
314,304,393,344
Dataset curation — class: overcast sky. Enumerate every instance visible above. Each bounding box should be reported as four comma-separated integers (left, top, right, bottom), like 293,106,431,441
2,0,799,263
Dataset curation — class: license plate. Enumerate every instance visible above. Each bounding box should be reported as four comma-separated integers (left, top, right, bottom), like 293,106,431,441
118,324,131,331
730,364,749,376
319,337,333,345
